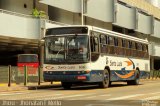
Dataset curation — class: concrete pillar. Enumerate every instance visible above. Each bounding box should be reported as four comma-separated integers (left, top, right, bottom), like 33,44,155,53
150,56,154,70
39,27,45,67
39,45,44,67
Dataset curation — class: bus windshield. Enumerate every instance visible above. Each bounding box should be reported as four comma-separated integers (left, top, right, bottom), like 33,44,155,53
18,54,38,63
44,35,89,64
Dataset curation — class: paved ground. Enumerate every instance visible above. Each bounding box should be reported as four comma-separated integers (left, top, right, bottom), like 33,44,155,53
0,78,158,92
0,79,160,106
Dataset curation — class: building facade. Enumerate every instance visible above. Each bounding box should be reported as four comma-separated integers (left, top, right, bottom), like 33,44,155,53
0,0,160,70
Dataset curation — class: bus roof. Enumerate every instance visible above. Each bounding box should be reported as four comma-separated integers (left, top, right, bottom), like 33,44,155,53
18,54,38,56
91,26,148,44
47,25,148,44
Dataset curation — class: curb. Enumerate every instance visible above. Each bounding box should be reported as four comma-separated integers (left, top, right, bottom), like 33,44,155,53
0,83,16,87
27,82,61,90
140,78,160,81
0,82,61,92
0,86,28,92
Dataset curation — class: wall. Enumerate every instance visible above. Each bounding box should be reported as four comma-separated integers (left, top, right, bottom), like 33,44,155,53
145,0,160,8
39,0,81,13
48,6,81,25
85,0,114,22
136,12,152,34
86,17,112,30
119,0,160,19
48,6,112,30
153,19,160,38
0,12,40,39
154,45,160,57
113,3,136,29
0,0,33,14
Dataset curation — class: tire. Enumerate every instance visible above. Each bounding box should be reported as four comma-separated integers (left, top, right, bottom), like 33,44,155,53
127,70,140,85
99,69,110,88
61,82,72,89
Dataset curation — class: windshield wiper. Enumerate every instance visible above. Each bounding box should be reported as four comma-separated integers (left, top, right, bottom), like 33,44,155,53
55,48,64,58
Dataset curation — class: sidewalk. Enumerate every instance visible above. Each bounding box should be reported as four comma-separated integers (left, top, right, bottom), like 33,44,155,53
0,83,28,92
0,82,61,92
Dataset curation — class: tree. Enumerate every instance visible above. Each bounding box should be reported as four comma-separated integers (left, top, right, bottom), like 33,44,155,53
32,8,46,18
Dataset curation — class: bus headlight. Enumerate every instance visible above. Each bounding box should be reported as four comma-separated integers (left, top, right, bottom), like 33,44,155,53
85,70,90,74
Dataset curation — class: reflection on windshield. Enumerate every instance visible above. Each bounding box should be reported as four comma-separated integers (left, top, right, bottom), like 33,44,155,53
45,35,89,63
45,37,65,62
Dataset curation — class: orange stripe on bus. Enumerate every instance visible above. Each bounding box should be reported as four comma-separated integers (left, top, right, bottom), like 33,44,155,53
115,70,135,79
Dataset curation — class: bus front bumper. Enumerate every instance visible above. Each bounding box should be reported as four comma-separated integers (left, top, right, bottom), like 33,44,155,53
43,72,90,82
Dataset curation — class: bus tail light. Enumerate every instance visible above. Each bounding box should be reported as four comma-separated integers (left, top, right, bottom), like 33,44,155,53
77,76,86,80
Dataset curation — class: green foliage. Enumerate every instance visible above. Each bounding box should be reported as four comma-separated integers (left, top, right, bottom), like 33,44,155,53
32,8,46,18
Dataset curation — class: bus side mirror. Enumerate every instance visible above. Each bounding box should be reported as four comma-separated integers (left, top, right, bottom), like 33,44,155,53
39,39,44,46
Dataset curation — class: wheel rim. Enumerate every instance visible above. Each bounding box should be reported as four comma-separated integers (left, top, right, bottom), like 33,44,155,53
136,71,140,84
104,70,109,85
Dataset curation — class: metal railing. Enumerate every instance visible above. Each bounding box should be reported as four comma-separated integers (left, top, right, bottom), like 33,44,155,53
0,9,34,18
0,9,69,27
0,65,43,87
149,70,160,79
0,65,159,87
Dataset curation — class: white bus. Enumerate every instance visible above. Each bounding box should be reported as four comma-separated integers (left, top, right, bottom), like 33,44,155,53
43,25,150,89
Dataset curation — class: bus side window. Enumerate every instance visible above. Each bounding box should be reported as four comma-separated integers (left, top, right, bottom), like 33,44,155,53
90,36,99,53
108,36,114,45
142,44,146,58
122,39,126,48
106,36,108,44
116,38,122,55
94,37,99,52
137,43,142,57
114,37,118,47
100,35,107,53
108,36,114,54
142,44,144,51
144,45,148,52
136,43,142,51
114,37,118,55
128,41,132,49
100,35,106,44
126,40,133,56
136,42,142,57
132,42,137,57
90,37,94,52
119,39,125,55
135,42,138,50
143,44,149,58
90,35,100,62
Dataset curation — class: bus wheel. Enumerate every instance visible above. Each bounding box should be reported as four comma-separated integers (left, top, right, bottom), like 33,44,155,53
127,70,140,85
99,69,110,88
61,82,72,89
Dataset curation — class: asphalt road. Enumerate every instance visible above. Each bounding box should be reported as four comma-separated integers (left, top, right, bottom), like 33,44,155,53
0,80,160,106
